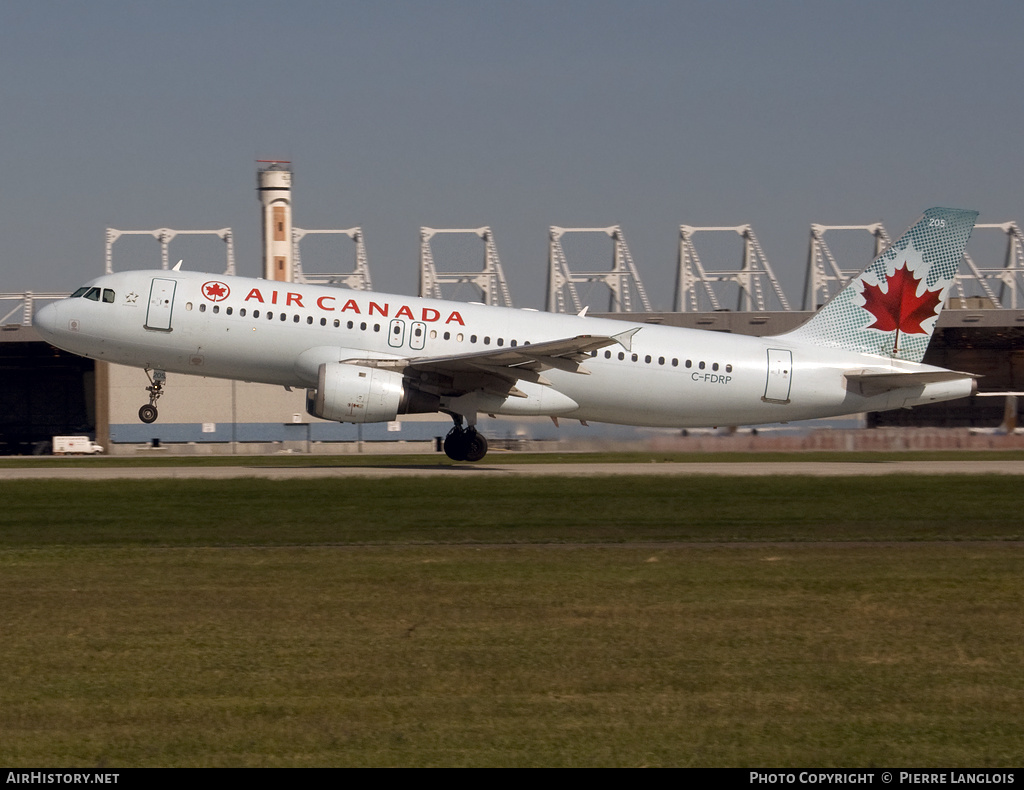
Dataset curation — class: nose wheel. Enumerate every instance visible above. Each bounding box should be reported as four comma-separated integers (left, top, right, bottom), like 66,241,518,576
139,369,166,424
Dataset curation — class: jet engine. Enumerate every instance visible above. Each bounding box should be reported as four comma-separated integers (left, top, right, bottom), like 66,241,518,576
306,362,439,423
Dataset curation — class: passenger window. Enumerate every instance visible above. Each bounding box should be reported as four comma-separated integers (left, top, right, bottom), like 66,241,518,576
618,352,624,360
226,307,233,315
604,351,611,358
645,355,651,364
253,310,259,318
213,305,219,314
185,302,193,311
240,308,246,317
712,363,719,371
199,303,206,313
726,364,733,373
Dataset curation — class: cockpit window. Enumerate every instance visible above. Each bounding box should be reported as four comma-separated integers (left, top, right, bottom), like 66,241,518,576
102,289,115,303
71,287,90,298
83,287,101,301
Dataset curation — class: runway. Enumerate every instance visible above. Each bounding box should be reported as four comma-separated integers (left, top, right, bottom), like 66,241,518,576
4,460,1024,480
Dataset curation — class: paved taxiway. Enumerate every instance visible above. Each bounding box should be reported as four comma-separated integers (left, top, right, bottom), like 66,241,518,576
4,460,1024,480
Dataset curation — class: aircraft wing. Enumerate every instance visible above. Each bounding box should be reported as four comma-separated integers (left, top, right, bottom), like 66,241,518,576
350,328,641,397
845,369,979,398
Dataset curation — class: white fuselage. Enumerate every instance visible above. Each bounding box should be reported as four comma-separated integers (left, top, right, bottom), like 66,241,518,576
33,269,972,428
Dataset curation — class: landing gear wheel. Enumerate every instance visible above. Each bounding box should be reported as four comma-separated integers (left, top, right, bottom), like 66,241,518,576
443,427,469,462
139,369,166,424
463,430,488,462
443,426,489,462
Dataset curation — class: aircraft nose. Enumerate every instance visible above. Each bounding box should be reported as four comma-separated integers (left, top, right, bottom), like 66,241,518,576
32,301,60,340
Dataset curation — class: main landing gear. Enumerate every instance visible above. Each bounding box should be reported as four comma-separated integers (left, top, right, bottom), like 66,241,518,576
442,413,488,462
138,369,166,424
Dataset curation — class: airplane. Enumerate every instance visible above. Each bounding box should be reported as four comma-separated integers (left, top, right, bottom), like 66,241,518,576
33,207,979,462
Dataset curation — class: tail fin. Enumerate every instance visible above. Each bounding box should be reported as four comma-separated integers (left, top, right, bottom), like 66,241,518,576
784,207,978,362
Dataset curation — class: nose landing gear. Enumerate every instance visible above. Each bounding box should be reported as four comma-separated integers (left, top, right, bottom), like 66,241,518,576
139,369,166,424
442,413,488,462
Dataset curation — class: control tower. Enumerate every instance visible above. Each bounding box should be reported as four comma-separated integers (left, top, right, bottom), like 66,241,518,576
257,160,294,281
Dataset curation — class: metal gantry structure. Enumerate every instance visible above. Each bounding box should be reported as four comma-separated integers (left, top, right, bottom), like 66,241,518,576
61,215,1024,319
802,221,1024,311
1,293,69,326
674,225,790,313
419,227,513,308
803,223,891,310
546,225,651,314
105,228,236,275
292,226,373,290
951,223,1024,309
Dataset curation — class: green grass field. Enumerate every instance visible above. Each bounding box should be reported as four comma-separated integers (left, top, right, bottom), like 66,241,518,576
6,448,1024,468
1,474,1022,767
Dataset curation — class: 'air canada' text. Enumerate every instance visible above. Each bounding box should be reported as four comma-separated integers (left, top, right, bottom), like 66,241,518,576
241,288,465,325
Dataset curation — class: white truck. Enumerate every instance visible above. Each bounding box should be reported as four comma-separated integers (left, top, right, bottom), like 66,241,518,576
52,436,104,455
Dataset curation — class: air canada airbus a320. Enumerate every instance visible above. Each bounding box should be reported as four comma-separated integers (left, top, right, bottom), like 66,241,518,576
34,207,979,461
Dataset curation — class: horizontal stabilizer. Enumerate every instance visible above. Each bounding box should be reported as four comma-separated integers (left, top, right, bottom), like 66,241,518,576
973,392,1024,397
845,369,978,397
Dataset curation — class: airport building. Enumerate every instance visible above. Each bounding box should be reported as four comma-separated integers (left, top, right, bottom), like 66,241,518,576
3,163,1024,454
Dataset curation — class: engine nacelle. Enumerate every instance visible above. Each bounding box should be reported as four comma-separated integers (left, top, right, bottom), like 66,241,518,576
306,362,438,424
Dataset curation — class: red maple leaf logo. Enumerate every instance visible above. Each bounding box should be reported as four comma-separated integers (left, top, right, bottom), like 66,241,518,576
860,262,941,335
202,281,230,302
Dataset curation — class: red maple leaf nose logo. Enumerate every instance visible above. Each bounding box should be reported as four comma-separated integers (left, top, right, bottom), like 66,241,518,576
860,263,942,335
202,281,230,302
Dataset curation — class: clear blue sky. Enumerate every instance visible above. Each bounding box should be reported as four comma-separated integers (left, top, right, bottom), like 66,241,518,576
2,0,1022,309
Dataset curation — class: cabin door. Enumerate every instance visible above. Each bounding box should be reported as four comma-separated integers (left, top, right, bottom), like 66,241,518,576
763,349,792,403
145,278,176,331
